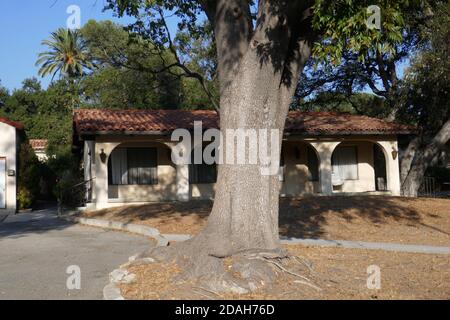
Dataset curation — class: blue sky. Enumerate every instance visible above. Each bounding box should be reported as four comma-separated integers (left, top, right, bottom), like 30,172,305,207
0,0,133,91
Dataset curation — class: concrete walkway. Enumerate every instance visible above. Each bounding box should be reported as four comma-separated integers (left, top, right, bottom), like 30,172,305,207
0,209,153,300
280,237,450,255
159,233,450,255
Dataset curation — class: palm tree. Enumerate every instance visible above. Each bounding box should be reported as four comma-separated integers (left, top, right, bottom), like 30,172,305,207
36,28,94,80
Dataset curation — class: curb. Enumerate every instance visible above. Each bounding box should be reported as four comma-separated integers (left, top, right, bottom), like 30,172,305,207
61,215,169,247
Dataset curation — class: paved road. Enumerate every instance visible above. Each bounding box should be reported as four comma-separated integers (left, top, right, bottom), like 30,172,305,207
0,209,153,300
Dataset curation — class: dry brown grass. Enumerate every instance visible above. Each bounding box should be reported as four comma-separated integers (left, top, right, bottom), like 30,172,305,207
120,245,450,300
81,196,450,246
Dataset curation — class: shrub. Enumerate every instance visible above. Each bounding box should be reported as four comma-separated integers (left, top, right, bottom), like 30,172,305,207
17,141,41,209
46,145,83,207
17,187,34,210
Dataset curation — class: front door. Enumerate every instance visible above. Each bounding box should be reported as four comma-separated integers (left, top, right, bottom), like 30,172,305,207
0,158,6,208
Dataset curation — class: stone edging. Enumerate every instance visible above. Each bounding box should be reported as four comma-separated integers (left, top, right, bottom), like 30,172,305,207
103,255,157,300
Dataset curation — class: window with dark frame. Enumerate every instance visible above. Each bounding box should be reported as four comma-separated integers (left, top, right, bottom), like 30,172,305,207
108,147,158,185
189,145,217,184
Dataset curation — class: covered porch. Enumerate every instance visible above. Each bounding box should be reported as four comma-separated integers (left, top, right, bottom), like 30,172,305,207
82,135,401,210
280,137,400,197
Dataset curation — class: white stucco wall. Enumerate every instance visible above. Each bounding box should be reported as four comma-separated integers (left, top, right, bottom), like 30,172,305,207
333,141,376,193
0,122,18,212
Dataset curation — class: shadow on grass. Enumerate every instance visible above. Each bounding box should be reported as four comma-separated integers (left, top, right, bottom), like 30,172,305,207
83,196,449,240
84,200,212,227
279,196,448,239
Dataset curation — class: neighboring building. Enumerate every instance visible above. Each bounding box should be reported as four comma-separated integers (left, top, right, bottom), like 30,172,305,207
73,109,415,210
0,117,23,214
29,139,48,162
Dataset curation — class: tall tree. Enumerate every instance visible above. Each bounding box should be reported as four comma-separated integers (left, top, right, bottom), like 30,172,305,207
396,2,450,196
80,20,182,109
36,28,94,80
106,0,424,291
0,80,10,108
80,19,215,109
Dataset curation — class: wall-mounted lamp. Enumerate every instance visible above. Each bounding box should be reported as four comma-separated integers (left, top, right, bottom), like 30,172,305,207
100,149,107,163
391,147,398,160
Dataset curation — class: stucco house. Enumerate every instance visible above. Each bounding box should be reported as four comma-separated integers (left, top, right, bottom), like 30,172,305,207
73,109,415,210
0,117,23,215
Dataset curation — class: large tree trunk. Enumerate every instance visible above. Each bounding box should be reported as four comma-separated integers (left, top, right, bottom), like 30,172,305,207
402,119,450,197
190,0,313,258
145,2,315,288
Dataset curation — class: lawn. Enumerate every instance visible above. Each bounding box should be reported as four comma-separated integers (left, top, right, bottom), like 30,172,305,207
120,246,450,300
80,196,450,246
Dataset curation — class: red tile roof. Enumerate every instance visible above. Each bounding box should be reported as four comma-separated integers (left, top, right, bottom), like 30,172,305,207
29,139,48,150
0,117,24,130
74,109,218,134
73,109,415,136
285,111,415,135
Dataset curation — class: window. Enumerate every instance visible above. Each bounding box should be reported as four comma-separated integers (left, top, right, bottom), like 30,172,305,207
307,146,319,181
189,145,217,184
108,148,158,185
189,163,217,184
332,146,358,180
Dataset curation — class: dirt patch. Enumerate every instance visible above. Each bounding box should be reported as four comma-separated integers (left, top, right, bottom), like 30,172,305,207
120,262,182,300
81,196,450,246
119,245,450,300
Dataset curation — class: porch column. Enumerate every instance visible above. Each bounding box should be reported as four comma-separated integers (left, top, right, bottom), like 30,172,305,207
165,142,190,201
93,142,120,209
176,164,190,201
83,140,95,206
377,140,401,196
310,141,340,195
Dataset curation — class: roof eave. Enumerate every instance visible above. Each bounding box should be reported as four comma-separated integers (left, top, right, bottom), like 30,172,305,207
77,129,417,137
78,130,172,136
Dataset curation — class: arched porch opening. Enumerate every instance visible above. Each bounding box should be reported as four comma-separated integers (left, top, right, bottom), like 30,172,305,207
106,141,176,202
330,140,390,194
280,140,321,196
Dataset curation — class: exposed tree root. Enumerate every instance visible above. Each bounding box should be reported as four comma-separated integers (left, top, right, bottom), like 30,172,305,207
135,235,321,295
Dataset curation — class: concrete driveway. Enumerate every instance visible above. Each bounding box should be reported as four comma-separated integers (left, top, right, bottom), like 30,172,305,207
0,209,153,300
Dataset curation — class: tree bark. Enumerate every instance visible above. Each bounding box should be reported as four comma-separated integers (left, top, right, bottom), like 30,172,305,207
182,0,314,258
402,118,450,197
400,135,421,186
